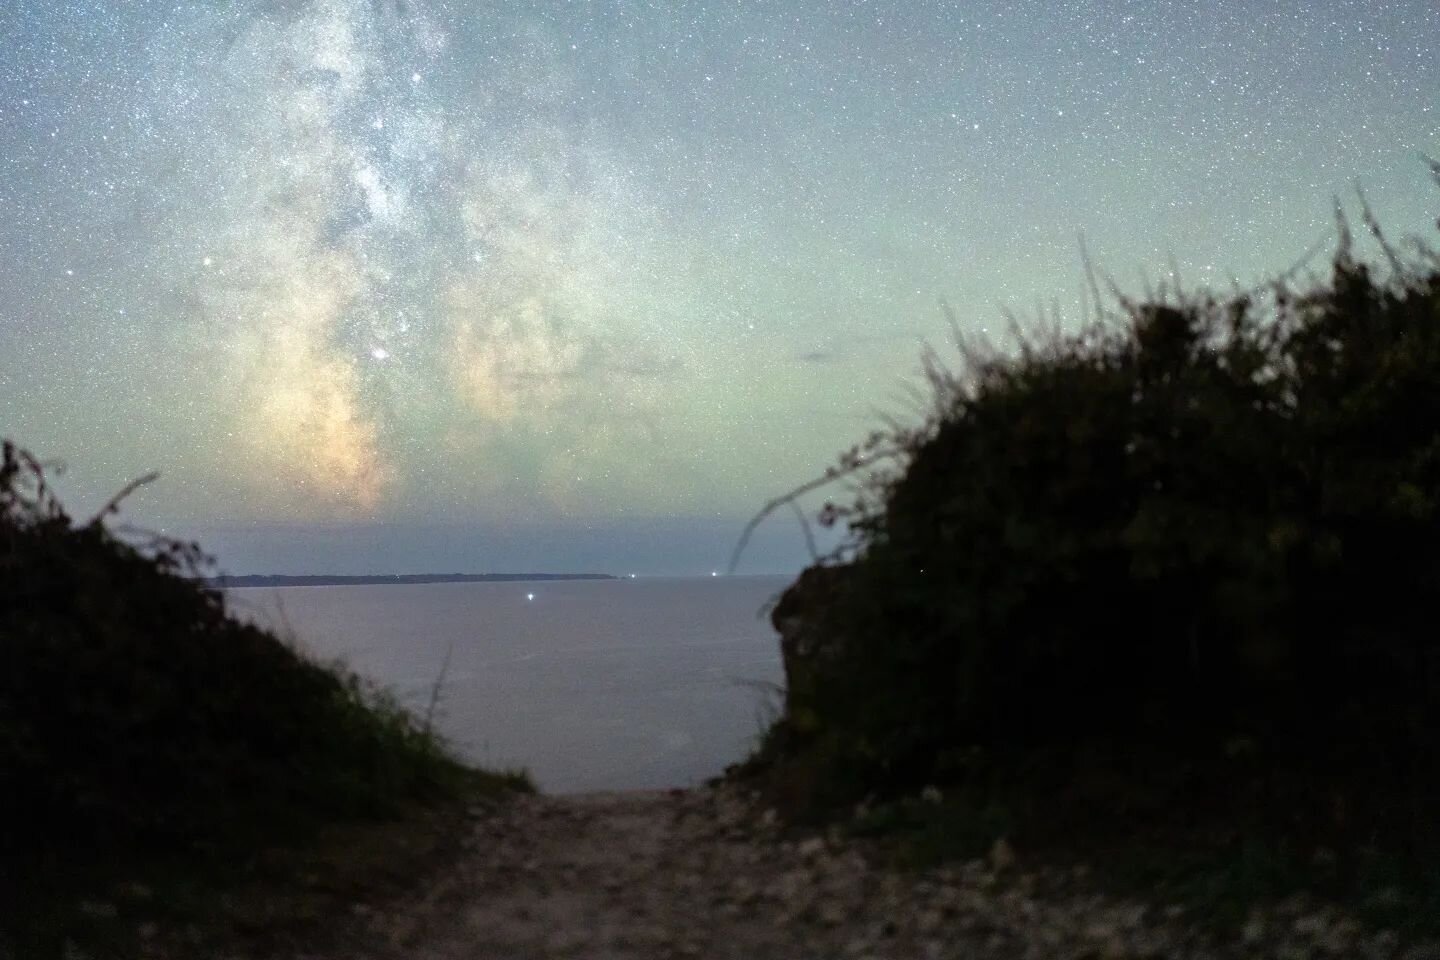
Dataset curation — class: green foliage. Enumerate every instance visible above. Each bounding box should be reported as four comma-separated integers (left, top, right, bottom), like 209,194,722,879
755,196,1440,875
0,444,530,950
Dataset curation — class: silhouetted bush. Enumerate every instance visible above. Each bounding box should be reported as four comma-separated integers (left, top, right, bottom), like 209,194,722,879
0,444,528,942
754,194,1440,862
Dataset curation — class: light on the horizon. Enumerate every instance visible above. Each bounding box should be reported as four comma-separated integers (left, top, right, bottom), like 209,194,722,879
710,571,719,577
526,592,535,601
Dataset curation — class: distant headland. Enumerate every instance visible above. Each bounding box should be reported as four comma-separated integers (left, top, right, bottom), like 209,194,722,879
209,573,618,588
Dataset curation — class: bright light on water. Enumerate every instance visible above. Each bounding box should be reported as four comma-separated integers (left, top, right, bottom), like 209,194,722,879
228,576,789,792
526,592,535,601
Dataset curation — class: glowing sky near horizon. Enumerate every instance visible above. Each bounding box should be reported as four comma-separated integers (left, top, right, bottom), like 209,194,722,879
1,0,1437,571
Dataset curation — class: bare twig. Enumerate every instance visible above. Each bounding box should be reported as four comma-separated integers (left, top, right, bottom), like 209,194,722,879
423,640,456,737
1080,234,1110,326
1250,233,1330,301
729,676,787,743
87,472,159,528
271,592,298,649
788,499,819,563
1334,195,1354,264
1355,182,1406,277
938,298,964,346
1167,251,1185,301
1001,307,1039,364
1422,151,1440,189
727,446,903,574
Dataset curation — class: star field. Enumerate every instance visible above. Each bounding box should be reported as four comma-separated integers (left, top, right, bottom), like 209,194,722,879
1,0,1436,571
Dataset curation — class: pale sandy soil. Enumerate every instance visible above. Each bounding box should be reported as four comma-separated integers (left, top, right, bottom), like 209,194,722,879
254,787,1425,960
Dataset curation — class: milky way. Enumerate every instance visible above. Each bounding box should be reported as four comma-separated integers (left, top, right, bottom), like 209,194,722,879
1,0,1437,568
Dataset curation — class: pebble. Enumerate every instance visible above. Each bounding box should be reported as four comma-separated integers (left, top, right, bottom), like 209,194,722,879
797,836,827,859
989,837,1017,872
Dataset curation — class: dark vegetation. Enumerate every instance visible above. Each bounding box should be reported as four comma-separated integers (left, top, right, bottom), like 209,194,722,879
739,173,1440,931
0,444,530,956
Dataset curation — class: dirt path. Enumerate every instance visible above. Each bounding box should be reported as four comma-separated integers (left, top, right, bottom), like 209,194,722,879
278,786,1421,960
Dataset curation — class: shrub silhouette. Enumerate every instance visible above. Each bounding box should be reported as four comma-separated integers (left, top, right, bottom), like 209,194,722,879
0,443,526,943
757,196,1440,857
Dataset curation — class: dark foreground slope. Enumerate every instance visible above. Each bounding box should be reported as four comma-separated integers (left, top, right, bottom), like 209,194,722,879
0,444,529,957
740,194,1440,931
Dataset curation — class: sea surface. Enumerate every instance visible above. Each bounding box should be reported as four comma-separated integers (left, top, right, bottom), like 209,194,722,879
226,576,790,794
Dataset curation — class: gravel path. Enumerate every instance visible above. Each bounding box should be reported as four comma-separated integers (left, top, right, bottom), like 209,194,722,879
307,787,1419,960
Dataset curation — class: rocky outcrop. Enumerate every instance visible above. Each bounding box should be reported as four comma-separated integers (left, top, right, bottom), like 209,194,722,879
769,563,853,716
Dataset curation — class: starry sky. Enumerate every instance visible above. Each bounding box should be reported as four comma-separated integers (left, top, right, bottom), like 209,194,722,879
1,0,1436,575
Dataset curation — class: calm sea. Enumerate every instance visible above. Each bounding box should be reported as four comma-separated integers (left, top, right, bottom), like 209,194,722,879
225,576,790,794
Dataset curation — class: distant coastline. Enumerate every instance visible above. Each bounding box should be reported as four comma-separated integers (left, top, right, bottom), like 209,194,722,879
210,573,618,589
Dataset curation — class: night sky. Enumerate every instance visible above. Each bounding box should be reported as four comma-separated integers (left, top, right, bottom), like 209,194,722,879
2,1,1436,574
